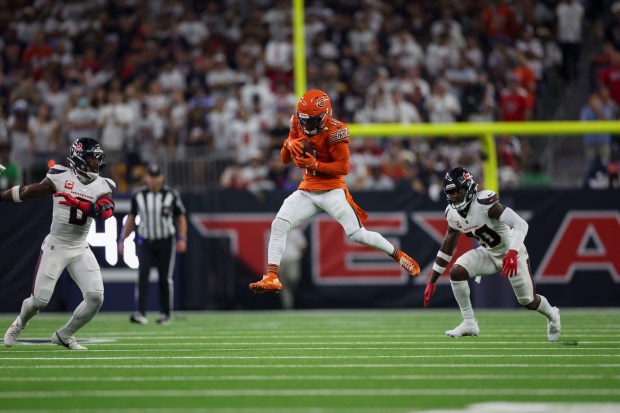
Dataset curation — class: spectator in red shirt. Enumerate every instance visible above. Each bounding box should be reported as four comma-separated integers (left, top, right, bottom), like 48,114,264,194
498,75,531,121
480,0,519,41
598,51,620,106
21,31,53,80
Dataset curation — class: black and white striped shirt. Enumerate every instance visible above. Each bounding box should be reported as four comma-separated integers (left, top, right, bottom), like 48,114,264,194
130,185,186,240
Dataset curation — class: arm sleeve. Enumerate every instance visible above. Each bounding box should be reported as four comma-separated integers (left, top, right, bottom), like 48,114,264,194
130,194,138,215
172,189,186,215
498,206,528,251
316,141,350,175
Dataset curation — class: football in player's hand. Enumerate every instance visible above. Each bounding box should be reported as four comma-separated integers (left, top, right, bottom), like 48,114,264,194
301,140,314,157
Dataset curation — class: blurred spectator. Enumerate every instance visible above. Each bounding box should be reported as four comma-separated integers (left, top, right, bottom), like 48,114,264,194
480,0,519,42
129,102,165,165
520,162,552,189
430,5,465,50
425,31,459,76
462,73,496,122
497,135,523,189
99,91,134,161
598,51,620,106
425,80,461,123
8,100,33,171
22,31,53,80
516,25,544,82
219,161,248,189
512,53,538,109
241,149,276,194
264,32,293,86
556,0,584,83
362,165,395,190
498,75,531,121
228,107,268,164
177,11,209,48
0,144,20,189
206,53,242,99
278,227,307,310
605,2,620,50
388,29,424,71
168,90,189,151
580,88,617,168
30,103,60,153
66,96,98,143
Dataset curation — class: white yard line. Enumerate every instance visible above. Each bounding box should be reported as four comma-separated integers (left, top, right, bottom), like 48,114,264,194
1,354,619,361
78,334,620,339
6,405,620,413
4,346,620,354
0,374,615,382
2,363,619,369
1,388,620,398
23,340,619,345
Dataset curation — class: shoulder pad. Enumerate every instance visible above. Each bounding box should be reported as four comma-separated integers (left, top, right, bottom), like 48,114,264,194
444,205,451,217
47,165,68,175
328,121,349,145
132,185,147,196
476,190,498,206
103,178,117,193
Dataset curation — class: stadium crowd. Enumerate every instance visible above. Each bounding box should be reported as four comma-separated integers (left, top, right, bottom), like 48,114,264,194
0,0,618,196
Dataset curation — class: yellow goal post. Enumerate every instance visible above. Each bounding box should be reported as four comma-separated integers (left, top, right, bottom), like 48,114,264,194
292,0,620,193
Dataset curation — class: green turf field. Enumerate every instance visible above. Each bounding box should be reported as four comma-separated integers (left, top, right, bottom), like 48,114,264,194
1,309,619,413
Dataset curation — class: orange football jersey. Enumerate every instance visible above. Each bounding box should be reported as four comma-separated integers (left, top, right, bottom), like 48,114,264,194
281,115,350,191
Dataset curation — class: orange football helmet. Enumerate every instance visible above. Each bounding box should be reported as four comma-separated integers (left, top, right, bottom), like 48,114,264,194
296,89,332,137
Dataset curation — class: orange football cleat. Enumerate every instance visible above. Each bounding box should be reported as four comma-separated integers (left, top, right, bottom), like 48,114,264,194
395,251,420,277
249,272,283,293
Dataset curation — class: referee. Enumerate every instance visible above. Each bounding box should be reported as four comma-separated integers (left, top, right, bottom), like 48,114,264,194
118,163,187,325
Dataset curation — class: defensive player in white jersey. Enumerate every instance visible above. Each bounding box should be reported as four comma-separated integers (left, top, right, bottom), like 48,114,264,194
423,167,561,342
1,138,115,350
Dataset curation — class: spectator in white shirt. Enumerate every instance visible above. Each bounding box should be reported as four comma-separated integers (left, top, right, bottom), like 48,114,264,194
556,0,584,82
99,91,134,160
425,80,461,123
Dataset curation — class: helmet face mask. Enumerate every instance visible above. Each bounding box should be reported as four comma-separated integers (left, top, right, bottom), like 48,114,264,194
444,167,477,211
68,138,105,183
296,90,331,137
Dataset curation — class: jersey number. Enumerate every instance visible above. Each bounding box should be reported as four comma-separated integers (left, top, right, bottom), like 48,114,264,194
465,225,501,248
68,207,88,226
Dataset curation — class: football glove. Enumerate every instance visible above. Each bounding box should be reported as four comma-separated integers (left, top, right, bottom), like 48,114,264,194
501,249,518,278
284,138,304,158
293,153,319,170
0,163,5,174
423,281,437,308
54,192,92,215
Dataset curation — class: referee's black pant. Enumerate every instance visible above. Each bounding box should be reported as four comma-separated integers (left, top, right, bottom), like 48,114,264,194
135,237,176,317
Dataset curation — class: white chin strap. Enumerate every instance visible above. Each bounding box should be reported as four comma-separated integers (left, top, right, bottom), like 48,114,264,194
451,198,470,211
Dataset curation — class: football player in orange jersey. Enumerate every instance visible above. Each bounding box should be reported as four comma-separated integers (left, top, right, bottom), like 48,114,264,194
249,90,421,293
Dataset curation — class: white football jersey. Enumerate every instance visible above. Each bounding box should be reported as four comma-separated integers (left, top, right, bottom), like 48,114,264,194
46,165,116,244
446,190,522,255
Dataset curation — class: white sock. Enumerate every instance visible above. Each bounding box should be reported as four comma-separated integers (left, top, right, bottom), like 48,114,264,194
450,280,475,322
536,295,555,320
267,218,291,265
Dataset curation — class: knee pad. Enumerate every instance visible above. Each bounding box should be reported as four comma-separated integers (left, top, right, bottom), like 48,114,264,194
28,296,49,311
348,227,371,245
85,291,104,310
271,217,291,236
518,296,534,306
